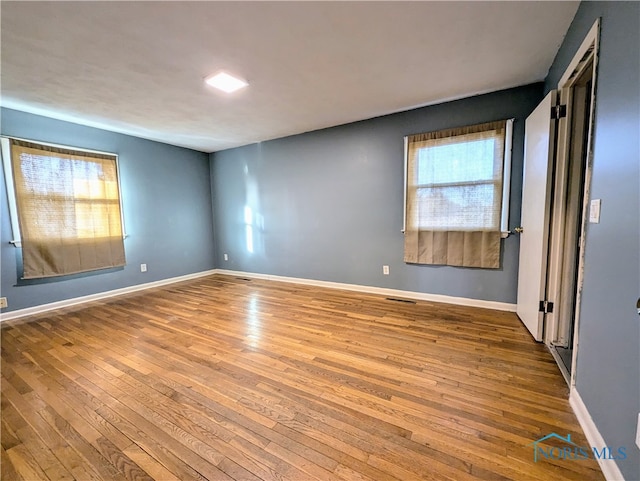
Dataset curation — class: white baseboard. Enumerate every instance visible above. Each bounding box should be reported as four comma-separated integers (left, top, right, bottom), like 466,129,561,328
0,267,516,322
214,269,516,312
0,269,217,322
570,387,626,481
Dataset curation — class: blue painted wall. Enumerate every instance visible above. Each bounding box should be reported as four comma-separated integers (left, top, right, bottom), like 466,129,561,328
1,108,216,312
211,84,543,304
545,3,640,479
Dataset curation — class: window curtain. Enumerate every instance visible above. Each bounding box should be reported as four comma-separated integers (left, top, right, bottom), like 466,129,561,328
10,139,126,279
404,121,506,268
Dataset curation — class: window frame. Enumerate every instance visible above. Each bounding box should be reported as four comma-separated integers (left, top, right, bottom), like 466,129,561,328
1,136,127,248
402,118,513,238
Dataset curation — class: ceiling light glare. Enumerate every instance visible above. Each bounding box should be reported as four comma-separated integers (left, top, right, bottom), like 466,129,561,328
205,72,248,93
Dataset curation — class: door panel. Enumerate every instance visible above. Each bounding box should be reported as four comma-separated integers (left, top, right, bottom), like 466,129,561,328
516,91,557,341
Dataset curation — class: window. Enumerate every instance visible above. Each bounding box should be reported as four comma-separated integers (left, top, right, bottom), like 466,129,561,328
1,138,126,279
403,120,512,268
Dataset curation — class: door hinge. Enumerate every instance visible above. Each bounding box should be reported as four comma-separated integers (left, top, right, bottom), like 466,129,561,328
539,300,555,313
551,104,567,119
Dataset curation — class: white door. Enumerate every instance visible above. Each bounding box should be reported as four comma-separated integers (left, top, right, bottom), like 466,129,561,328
516,91,558,341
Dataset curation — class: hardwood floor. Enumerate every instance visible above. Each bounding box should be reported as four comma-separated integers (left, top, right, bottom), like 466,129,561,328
1,274,605,480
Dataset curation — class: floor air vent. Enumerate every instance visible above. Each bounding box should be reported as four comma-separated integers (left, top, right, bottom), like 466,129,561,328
385,297,416,304
236,277,252,281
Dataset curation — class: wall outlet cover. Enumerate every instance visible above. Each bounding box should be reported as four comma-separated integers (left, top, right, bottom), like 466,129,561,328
140,264,147,272
0,297,7,308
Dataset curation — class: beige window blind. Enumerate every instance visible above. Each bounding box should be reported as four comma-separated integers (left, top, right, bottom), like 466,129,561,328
9,139,126,279
404,120,507,268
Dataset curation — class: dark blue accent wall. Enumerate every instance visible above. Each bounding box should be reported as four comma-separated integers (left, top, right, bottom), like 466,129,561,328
211,84,543,304
545,3,640,479
1,108,216,312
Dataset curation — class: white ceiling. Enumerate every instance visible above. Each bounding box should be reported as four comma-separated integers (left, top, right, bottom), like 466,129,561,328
1,1,579,153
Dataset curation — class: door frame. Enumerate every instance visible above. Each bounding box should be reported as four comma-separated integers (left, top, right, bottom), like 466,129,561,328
545,19,600,386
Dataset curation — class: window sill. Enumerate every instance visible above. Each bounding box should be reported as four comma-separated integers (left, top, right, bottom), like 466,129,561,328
402,230,512,238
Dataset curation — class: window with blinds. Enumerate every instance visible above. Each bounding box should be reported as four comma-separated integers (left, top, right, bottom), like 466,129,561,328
404,120,510,268
4,138,126,279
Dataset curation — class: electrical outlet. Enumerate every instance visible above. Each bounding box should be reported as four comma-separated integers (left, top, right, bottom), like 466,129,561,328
383,265,390,275
0,297,7,308
224,253,228,261
140,263,147,273
636,413,640,450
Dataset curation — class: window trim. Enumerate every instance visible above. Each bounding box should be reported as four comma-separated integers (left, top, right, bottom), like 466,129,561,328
1,136,127,248
1,138,20,246
402,118,514,237
500,118,514,236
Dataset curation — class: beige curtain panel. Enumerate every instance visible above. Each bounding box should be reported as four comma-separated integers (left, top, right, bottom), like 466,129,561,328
404,120,506,269
10,139,126,279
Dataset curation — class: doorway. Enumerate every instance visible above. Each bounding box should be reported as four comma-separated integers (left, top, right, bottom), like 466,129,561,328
547,62,594,381
515,19,599,386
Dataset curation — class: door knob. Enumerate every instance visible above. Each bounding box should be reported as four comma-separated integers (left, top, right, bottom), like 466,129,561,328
514,227,524,234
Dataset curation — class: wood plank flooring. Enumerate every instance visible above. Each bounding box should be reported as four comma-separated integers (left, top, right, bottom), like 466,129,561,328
1,274,605,480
